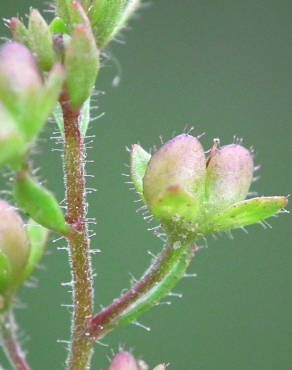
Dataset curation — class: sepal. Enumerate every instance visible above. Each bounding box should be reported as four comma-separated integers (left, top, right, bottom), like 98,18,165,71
208,196,288,233
24,220,48,279
9,18,29,45
28,9,56,71
130,144,151,195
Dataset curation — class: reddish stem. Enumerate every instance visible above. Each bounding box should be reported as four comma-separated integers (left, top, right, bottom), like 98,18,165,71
61,93,94,370
90,241,197,341
1,312,32,370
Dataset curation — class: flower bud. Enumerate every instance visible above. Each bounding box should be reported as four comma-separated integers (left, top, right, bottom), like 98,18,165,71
205,143,254,211
65,24,99,109
143,134,206,224
28,9,56,71
153,366,167,370
0,201,30,294
9,18,29,45
0,42,42,110
109,352,139,370
90,0,127,48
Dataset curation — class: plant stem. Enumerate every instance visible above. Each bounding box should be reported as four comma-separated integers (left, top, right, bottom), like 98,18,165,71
61,93,94,370
1,312,32,370
90,240,197,341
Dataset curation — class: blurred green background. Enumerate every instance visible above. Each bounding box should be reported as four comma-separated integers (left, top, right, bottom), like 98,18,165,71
0,1,291,369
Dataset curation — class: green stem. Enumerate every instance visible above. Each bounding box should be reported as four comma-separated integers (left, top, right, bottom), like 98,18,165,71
90,239,197,340
1,312,32,370
61,93,94,370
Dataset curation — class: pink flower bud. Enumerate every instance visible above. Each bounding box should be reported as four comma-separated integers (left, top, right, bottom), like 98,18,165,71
0,42,42,97
109,352,139,370
143,134,206,223
205,143,254,211
0,201,30,292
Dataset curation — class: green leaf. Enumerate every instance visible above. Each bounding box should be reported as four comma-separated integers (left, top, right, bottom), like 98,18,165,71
28,9,56,71
209,196,288,232
24,220,49,279
130,144,151,195
14,172,70,235
65,25,99,109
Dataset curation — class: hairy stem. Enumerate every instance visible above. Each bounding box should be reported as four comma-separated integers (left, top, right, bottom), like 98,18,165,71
90,239,197,340
1,312,32,370
61,93,94,370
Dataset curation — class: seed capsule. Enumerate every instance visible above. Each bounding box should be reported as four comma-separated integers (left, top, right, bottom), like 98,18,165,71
205,143,254,211
143,134,206,224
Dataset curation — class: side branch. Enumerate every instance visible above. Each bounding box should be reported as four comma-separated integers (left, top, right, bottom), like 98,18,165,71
1,312,32,370
61,93,94,370
90,240,197,341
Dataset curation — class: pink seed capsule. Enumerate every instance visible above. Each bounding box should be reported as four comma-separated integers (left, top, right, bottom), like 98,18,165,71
205,143,254,211
109,352,139,370
0,42,42,96
143,134,206,223
0,200,30,288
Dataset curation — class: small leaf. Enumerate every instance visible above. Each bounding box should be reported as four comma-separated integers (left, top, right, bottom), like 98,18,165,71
24,220,49,279
28,9,56,71
209,196,288,232
65,25,99,109
130,144,151,195
14,172,70,235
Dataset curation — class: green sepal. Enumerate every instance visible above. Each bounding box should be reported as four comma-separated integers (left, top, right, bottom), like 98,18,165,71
56,0,73,26
65,25,99,109
24,220,49,279
0,252,12,294
55,0,91,31
0,105,27,170
130,144,151,195
23,64,65,141
9,18,29,45
90,0,127,48
50,17,70,34
14,172,70,236
208,196,288,232
28,9,56,71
